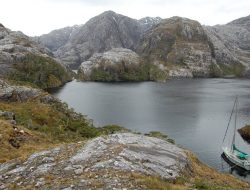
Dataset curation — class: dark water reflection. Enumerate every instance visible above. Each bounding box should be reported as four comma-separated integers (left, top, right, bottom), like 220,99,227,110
50,79,250,179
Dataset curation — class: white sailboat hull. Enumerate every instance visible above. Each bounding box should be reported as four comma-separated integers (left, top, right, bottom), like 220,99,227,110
223,147,250,170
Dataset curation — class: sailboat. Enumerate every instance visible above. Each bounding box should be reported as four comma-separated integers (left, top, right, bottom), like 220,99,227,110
222,96,250,170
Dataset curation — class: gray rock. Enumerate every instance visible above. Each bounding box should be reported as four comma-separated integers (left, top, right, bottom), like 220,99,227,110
0,79,42,102
0,133,188,189
79,48,141,80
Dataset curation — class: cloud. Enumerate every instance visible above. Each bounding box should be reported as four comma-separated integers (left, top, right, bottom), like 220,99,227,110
0,0,249,36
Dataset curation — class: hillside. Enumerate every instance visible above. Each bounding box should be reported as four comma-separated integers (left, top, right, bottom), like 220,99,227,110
35,11,250,80
0,24,72,89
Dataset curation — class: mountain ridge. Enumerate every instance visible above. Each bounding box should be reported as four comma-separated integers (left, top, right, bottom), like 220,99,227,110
33,11,250,80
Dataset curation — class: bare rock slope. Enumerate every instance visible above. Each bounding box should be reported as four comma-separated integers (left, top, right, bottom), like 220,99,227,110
0,133,187,189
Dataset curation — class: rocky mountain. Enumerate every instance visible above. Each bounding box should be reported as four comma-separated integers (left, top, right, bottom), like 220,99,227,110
33,25,80,52
36,11,162,69
139,16,162,32
137,16,213,79
35,11,250,80
0,23,71,88
204,15,250,76
53,11,143,69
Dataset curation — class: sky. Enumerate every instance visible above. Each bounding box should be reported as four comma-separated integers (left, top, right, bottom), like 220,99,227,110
1,0,250,36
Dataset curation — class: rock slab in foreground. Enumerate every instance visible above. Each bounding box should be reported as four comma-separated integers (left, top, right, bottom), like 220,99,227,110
0,133,187,189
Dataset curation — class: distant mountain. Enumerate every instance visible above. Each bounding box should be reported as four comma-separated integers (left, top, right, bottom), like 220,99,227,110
34,11,250,80
33,25,80,52
0,24,71,88
139,16,162,32
36,11,161,69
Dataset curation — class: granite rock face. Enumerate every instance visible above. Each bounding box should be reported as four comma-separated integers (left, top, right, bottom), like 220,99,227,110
0,133,188,189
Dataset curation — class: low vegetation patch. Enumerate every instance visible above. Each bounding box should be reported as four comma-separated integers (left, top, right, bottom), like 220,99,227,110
145,131,175,144
7,54,71,89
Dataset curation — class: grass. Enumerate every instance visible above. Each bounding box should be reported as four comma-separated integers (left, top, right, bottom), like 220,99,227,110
0,119,57,162
0,96,100,143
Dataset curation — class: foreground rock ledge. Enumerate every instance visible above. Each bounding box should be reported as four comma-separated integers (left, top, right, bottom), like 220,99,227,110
0,133,187,189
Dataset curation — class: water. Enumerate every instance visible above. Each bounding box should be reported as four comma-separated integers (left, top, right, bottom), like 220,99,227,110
50,78,250,179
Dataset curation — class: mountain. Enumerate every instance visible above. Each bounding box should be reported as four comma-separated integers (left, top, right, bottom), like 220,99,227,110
54,11,143,69
36,11,162,69
35,11,250,79
33,25,80,52
139,16,162,32
204,15,250,77
137,16,213,79
0,23,71,88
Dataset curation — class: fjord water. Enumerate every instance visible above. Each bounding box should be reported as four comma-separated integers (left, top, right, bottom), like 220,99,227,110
50,79,250,178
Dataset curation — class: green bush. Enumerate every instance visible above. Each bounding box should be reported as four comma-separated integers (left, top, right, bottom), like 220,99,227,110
8,54,71,89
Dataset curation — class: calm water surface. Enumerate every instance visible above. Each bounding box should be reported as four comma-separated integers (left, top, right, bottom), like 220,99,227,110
50,79,250,179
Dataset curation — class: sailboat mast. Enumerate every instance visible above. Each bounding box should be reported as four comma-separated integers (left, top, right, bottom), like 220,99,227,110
231,96,238,151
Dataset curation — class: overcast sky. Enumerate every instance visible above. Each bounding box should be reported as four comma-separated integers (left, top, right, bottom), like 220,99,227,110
1,0,249,36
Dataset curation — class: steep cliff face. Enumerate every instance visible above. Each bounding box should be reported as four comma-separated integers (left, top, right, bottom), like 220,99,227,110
0,24,71,88
137,17,213,79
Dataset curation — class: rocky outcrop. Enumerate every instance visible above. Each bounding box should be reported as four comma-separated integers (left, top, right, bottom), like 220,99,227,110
137,16,213,79
0,133,188,189
0,79,42,102
78,48,150,81
0,24,72,88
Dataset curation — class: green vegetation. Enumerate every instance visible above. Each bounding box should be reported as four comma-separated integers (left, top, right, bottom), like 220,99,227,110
210,62,245,77
145,131,175,144
89,62,151,82
7,54,71,89
99,124,129,135
0,97,99,142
